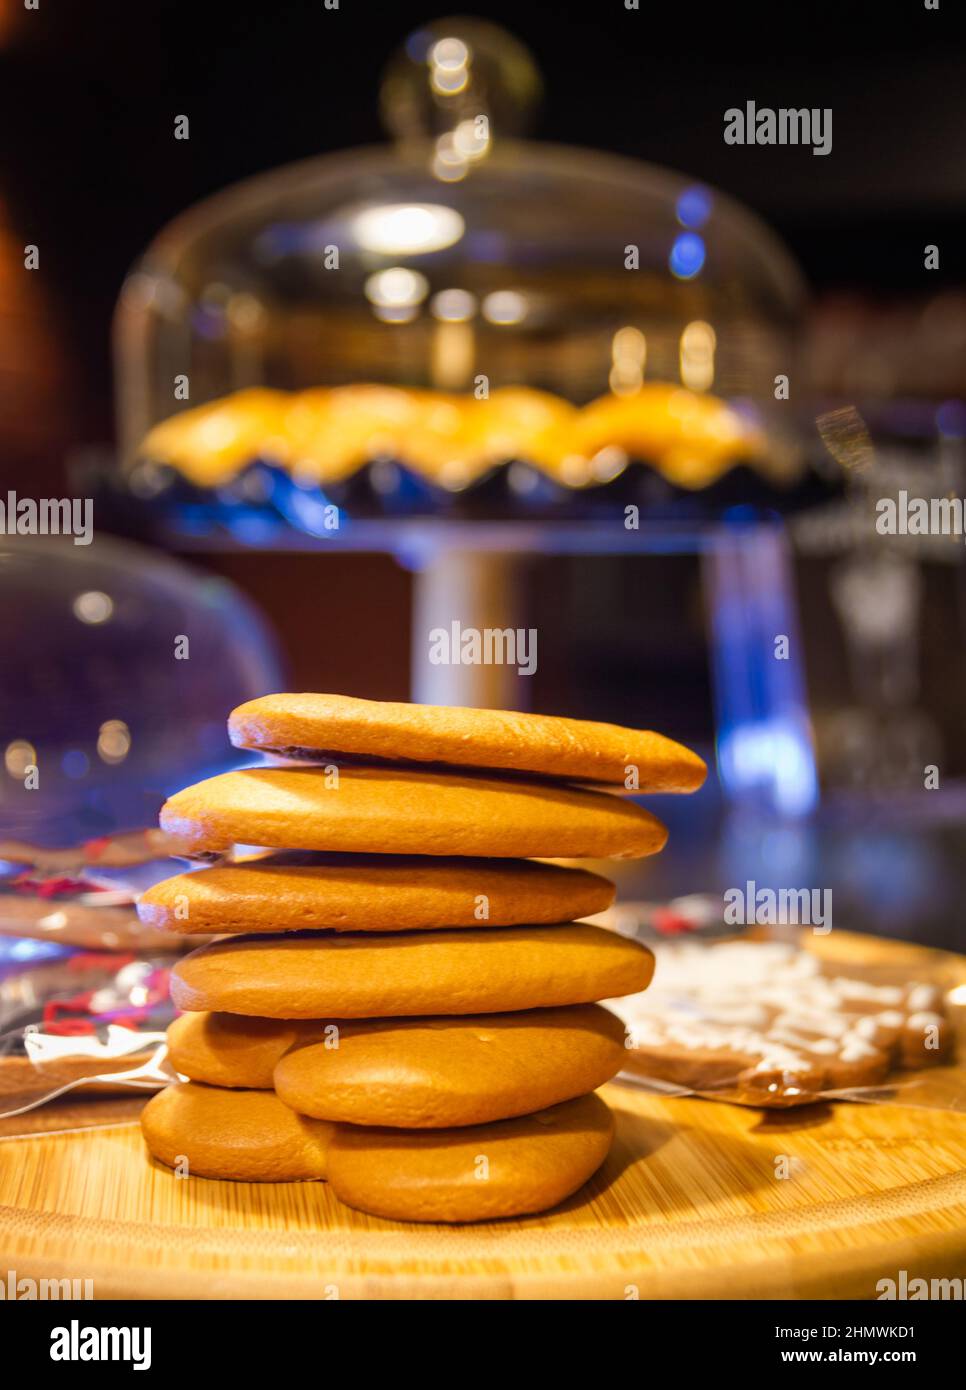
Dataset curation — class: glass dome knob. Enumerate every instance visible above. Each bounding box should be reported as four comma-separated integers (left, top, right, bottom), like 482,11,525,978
380,18,543,175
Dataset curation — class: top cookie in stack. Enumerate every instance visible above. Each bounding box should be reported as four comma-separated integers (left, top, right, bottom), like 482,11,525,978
227,692,707,792
140,693,705,1223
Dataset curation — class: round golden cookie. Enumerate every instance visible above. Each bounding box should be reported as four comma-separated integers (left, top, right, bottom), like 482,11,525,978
274,1004,627,1127
228,692,707,791
170,924,654,1020
141,389,289,487
137,852,615,936
326,1092,614,1222
166,1012,321,1088
159,766,667,860
140,1082,333,1182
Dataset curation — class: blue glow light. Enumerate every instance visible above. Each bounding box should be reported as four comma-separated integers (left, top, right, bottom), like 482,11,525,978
255,223,313,261
707,523,818,819
936,400,966,439
0,937,69,964
224,512,283,545
669,232,706,280
676,185,713,229
405,28,433,62
722,504,761,524
190,305,226,341
62,749,90,779
718,720,818,818
283,486,341,538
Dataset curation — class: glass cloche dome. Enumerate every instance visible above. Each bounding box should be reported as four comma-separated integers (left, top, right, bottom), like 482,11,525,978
114,18,810,525
0,534,282,846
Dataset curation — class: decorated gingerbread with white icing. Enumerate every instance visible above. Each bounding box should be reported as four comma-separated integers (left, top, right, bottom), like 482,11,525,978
611,940,950,1106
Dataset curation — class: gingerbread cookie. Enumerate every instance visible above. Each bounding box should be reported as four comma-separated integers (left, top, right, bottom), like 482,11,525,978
138,852,615,935
228,692,706,792
140,1082,334,1181
165,1012,319,1089
614,940,950,1106
273,1004,627,1128
159,766,667,860
326,1092,614,1222
171,924,654,1020
142,384,763,492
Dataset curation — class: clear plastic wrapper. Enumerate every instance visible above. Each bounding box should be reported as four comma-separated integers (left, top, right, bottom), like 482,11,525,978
0,940,178,1122
0,1027,172,1122
0,832,197,1123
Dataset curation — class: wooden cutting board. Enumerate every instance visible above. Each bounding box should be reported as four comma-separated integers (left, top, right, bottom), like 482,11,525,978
2,931,965,1300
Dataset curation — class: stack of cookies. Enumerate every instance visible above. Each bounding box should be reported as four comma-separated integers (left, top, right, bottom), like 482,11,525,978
139,693,705,1222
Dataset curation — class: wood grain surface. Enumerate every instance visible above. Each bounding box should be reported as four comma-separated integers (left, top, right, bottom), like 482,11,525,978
1,930,964,1300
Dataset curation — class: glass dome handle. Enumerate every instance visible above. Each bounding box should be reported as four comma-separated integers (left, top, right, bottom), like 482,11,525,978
380,18,542,167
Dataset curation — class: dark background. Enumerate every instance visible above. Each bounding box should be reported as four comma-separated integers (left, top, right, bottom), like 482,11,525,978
0,0,963,710
1,0,963,476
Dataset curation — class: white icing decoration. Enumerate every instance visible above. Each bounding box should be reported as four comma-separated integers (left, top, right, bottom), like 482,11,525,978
608,938,946,1092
